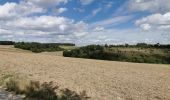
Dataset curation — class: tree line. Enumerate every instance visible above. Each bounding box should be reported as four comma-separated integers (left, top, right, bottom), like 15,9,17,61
63,44,170,64
14,42,65,53
108,43,170,49
0,41,75,53
0,41,15,45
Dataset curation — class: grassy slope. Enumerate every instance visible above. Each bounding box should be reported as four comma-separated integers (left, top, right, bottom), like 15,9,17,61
109,47,170,63
59,45,78,50
110,47,170,55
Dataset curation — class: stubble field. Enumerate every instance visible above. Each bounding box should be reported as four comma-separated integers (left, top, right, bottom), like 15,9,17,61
0,46,170,100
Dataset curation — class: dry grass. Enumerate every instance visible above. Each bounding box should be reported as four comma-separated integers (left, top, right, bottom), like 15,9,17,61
2,76,89,100
0,45,170,100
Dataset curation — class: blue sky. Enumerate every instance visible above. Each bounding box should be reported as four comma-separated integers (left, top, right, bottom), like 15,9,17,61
0,0,170,45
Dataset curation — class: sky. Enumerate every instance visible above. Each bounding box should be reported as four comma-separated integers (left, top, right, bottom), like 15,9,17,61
0,0,170,45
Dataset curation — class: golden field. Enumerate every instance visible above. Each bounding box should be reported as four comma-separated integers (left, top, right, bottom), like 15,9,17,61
0,45,170,100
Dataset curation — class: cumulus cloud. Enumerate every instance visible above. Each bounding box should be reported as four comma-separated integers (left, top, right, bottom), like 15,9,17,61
0,2,45,20
2,15,88,37
135,12,170,31
0,0,89,43
128,0,170,13
0,3,17,20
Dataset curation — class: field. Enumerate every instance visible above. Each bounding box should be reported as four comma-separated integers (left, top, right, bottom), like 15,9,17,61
0,45,170,100
0,45,31,53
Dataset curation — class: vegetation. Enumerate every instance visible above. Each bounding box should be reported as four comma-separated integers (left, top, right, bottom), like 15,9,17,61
14,42,75,53
1,75,89,100
0,41,75,53
108,43,170,49
0,41,15,45
63,44,170,64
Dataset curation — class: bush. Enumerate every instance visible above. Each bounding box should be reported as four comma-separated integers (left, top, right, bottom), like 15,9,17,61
60,89,89,100
4,78,89,100
25,81,58,100
6,79,20,93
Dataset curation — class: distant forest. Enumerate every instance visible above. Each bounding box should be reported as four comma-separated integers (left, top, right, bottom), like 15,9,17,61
0,41,75,53
0,41,15,45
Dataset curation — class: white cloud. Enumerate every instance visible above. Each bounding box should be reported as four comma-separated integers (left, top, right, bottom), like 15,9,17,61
76,28,170,45
139,24,151,31
94,26,104,31
3,15,88,35
16,1,45,15
91,15,133,28
135,12,170,31
0,1,89,43
0,2,45,20
129,0,170,13
25,0,68,8
53,7,67,14
80,0,95,5
0,2,17,20
92,8,102,16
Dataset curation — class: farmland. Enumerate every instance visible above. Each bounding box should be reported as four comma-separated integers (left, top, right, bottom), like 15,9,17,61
0,45,170,100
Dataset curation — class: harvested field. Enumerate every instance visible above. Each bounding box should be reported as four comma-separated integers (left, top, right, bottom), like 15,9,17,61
0,46,170,100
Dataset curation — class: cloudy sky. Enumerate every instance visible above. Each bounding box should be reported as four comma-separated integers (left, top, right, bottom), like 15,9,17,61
0,0,170,45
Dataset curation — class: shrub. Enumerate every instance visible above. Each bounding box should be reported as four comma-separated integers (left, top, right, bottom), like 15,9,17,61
6,79,20,93
60,89,89,100
25,81,58,100
4,78,89,100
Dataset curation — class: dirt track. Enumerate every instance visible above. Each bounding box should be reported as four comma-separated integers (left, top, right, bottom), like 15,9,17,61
0,46,170,100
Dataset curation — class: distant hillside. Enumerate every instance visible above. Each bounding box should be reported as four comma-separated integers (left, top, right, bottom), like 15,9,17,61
63,44,170,64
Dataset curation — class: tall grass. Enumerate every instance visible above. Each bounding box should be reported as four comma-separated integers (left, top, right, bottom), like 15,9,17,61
1,76,89,100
